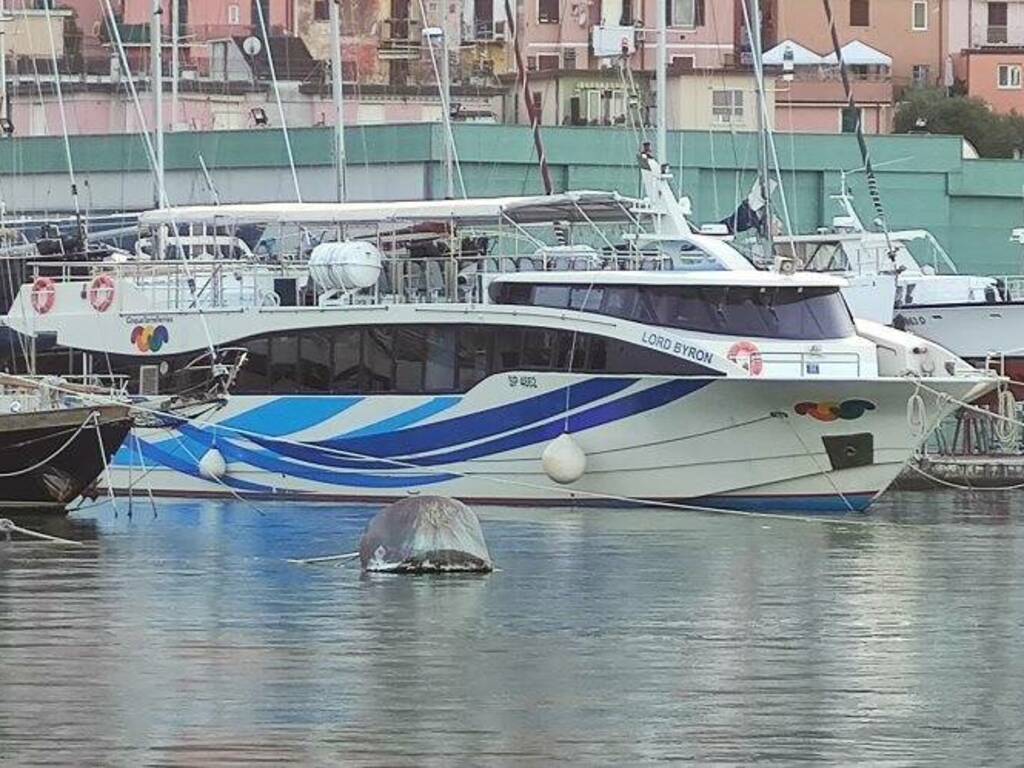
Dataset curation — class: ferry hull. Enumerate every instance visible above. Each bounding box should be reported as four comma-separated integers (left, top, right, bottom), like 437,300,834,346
106,375,992,513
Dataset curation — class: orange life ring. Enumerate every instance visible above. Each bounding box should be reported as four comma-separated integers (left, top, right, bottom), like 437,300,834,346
727,340,764,376
31,277,56,315
88,274,116,312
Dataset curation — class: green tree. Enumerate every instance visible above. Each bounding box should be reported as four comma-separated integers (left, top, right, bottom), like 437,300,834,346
895,87,1024,158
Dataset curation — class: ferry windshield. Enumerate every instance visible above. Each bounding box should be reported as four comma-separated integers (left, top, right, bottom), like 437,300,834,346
492,283,856,340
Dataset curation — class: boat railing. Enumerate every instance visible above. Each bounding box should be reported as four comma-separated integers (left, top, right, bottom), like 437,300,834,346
997,274,1024,300
756,350,862,378
0,373,130,402
27,244,683,313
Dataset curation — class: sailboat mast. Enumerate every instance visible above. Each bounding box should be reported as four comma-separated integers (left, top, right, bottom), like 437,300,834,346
747,0,773,254
0,0,6,127
171,0,179,131
328,0,347,202
151,0,165,207
655,0,667,164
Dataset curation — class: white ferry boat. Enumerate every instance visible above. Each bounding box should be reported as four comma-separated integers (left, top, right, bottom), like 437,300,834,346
3,192,997,513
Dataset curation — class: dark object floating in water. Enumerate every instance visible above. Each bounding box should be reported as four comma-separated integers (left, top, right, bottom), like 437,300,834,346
359,496,493,573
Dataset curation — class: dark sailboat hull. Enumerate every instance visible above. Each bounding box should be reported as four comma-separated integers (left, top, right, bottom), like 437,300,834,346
0,405,132,511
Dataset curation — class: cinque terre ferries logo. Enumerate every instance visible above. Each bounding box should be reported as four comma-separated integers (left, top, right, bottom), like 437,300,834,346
794,399,876,422
131,324,169,353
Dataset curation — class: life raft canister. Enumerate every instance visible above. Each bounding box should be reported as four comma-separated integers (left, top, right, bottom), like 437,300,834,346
30,277,56,315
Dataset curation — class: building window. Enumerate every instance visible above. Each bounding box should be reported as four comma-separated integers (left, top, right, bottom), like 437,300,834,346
580,88,626,125
998,63,1022,89
538,0,559,24
668,0,705,28
912,64,930,87
989,2,1008,44
227,4,241,24
912,0,927,30
314,0,330,21
841,106,862,133
711,89,744,124
850,0,869,26
537,54,560,70
563,48,576,69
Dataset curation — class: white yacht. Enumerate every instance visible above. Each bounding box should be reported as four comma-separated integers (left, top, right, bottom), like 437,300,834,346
3,191,997,513
774,183,1024,382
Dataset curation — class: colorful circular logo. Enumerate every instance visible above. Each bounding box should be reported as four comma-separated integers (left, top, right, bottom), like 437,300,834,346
131,324,169,353
794,399,876,422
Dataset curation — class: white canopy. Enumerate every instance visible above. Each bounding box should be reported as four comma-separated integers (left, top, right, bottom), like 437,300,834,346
761,39,824,66
138,191,640,228
823,40,892,67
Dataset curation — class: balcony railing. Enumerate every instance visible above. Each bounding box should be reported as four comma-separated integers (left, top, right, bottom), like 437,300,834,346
969,22,1024,47
988,24,1008,44
379,17,423,52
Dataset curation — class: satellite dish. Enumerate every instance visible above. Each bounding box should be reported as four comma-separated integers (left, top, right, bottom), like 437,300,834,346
242,36,262,57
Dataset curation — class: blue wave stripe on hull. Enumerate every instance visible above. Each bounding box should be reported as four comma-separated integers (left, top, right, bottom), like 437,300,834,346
340,396,462,437
314,378,636,457
220,396,363,437
171,379,708,484
172,423,457,487
133,434,273,492
411,378,710,465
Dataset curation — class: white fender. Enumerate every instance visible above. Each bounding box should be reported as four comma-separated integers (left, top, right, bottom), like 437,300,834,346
542,433,587,485
198,448,227,480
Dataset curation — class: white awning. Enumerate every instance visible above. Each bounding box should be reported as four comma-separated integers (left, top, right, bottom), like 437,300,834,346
762,39,824,66
823,40,892,67
138,191,641,228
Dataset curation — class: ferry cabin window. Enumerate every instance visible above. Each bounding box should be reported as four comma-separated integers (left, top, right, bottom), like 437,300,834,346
223,323,717,396
458,326,491,390
332,328,362,392
270,335,300,393
492,282,855,340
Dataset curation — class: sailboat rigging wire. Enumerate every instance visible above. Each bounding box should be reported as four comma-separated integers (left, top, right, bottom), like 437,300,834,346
415,0,466,199
17,0,50,135
739,0,795,241
40,0,83,238
100,0,166,206
821,0,896,260
253,0,302,203
504,0,554,195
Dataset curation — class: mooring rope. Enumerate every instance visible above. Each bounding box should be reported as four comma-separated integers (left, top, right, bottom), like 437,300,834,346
0,411,99,478
0,518,84,546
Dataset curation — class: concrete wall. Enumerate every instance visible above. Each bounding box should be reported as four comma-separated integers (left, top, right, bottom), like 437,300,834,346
1,123,1023,275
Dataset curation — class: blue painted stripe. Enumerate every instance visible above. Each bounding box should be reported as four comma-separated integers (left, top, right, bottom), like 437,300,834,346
692,493,874,514
219,396,363,437
315,378,636,457
340,396,461,437
411,378,709,466
173,422,457,488
171,378,707,479
132,435,273,492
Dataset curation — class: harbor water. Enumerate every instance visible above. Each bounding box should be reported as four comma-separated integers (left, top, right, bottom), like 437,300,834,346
1,491,1023,765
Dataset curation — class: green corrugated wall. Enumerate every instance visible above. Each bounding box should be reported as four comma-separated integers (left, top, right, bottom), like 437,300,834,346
1,123,1022,274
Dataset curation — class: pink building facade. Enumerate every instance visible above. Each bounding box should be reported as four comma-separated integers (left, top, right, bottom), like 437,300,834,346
949,0,1024,114
519,0,741,73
